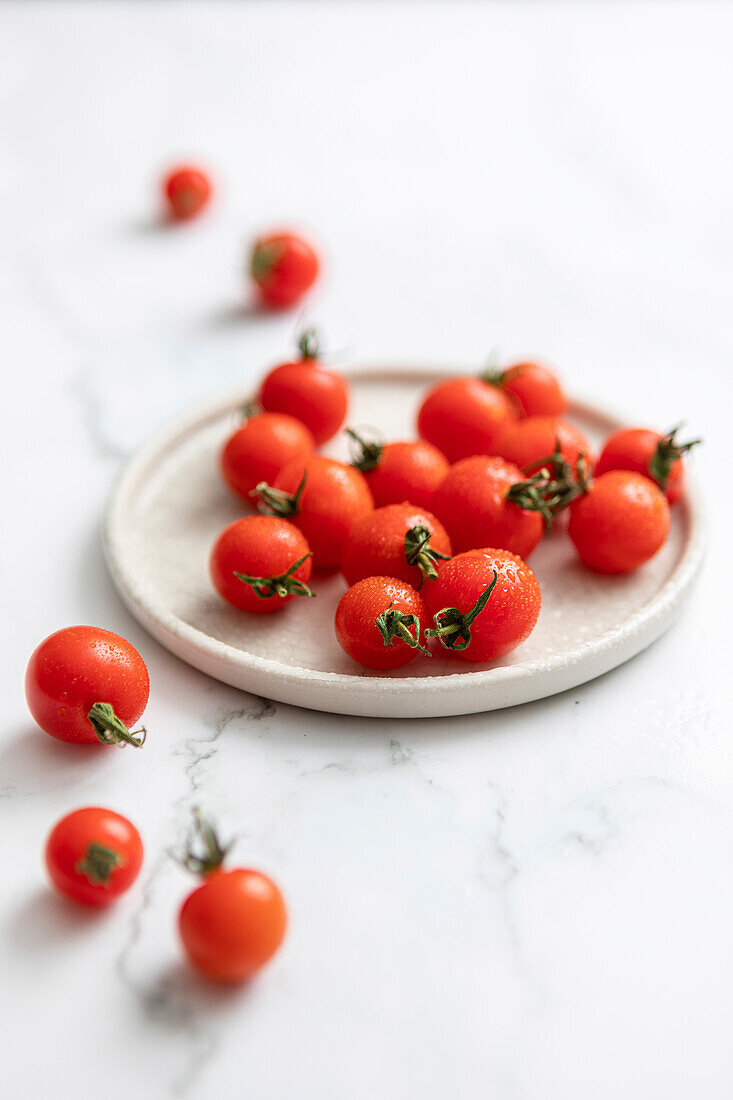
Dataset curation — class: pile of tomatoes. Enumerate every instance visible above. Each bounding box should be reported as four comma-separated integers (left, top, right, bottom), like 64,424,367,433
213,339,699,670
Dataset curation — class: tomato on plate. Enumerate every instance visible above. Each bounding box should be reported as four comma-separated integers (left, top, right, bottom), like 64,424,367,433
249,231,319,308
568,470,670,574
335,576,429,669
163,166,212,221
210,515,314,612
221,412,314,501
595,424,700,506
489,360,567,418
431,455,544,558
417,375,515,462
341,503,451,589
45,807,143,906
499,415,593,477
25,627,149,747
258,331,348,445
255,456,373,570
347,429,450,511
178,810,287,982
425,548,541,663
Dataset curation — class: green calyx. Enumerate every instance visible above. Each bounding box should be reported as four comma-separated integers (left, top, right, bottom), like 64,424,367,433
254,471,307,517
425,570,498,651
479,351,504,388
250,240,284,279
87,702,146,748
297,328,320,360
346,427,384,472
375,603,431,656
75,843,125,887
505,441,591,529
235,553,315,600
648,424,702,490
404,525,451,587
177,808,232,877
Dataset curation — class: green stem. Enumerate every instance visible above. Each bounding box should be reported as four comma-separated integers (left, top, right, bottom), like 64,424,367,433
87,702,146,748
75,843,124,887
375,603,431,655
648,424,702,490
235,553,316,600
506,441,591,529
254,471,307,516
425,571,498,651
404,525,451,587
297,328,320,360
177,808,232,876
346,427,384,472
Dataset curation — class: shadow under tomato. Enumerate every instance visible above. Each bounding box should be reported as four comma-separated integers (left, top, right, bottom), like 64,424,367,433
5,887,115,954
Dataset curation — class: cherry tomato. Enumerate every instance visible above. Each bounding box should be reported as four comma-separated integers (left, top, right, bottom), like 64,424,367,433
341,503,452,589
162,166,212,221
424,548,541,663
432,456,543,559
210,515,314,612
568,471,670,574
256,456,373,570
25,627,149,747
45,807,143,907
249,231,319,308
258,331,348,445
595,425,700,506
335,576,429,669
417,376,516,463
499,415,593,477
347,430,450,511
495,360,567,418
221,412,314,501
178,812,286,982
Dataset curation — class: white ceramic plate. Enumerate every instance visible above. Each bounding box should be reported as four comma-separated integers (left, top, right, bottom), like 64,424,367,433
103,367,705,718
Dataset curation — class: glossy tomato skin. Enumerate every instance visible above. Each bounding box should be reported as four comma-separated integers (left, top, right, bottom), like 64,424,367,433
210,516,312,612
341,504,452,589
425,548,541,663
500,361,567,418
417,377,516,463
45,807,143,907
221,413,314,501
362,440,449,511
432,455,543,559
179,868,287,982
271,457,373,570
250,232,319,308
499,415,593,477
568,471,670,574
335,576,427,670
25,627,150,745
163,166,212,221
259,359,348,446
595,428,684,505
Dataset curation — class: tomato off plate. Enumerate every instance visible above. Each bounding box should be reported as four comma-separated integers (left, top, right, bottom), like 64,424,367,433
103,367,705,718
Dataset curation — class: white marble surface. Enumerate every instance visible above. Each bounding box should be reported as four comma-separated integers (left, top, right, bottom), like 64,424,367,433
1,3,731,1097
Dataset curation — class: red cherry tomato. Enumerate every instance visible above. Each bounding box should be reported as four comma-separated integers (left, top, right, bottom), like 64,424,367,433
163,166,212,221
178,812,286,982
595,425,700,506
424,548,541,663
499,415,593,477
432,456,543,558
417,376,516,462
347,430,450,511
258,331,348,445
497,361,567,418
335,576,429,669
257,456,373,570
210,515,314,612
341,503,452,589
221,412,314,501
45,807,143,907
250,231,319,308
568,471,670,574
25,627,149,747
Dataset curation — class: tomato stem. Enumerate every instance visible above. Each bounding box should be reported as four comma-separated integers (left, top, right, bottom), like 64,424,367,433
250,240,284,279
297,328,320,360
75,843,124,887
177,808,232,876
648,424,702,490
234,553,316,600
505,441,591,529
346,427,384,472
425,570,498,651
254,471,307,517
375,603,431,655
87,702,147,748
404,525,451,587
